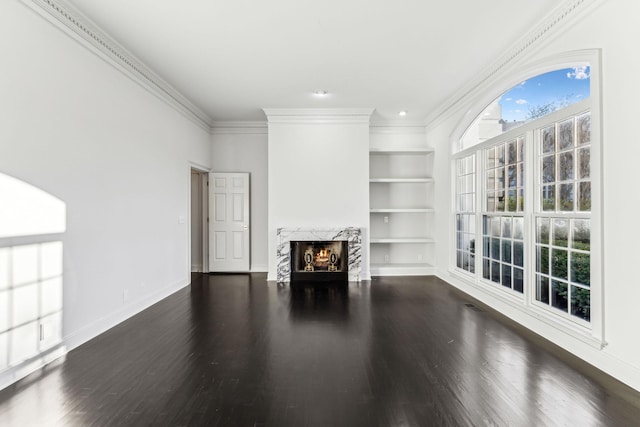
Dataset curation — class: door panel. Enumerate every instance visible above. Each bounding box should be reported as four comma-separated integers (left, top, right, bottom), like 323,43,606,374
209,172,250,271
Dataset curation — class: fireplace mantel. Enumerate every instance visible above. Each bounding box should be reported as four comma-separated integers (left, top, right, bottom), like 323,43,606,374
276,227,362,282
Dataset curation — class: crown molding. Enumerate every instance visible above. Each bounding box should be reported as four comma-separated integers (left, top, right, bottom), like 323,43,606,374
369,122,427,134
20,0,213,132
424,0,605,129
211,121,268,135
263,108,374,125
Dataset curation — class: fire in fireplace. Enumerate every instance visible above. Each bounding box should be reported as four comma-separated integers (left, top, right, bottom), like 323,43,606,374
290,240,348,283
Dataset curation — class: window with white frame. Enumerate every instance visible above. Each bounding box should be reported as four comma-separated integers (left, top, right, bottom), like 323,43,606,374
534,112,591,321
455,155,475,273
451,64,597,330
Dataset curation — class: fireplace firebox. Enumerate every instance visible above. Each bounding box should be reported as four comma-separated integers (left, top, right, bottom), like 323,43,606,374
290,240,348,284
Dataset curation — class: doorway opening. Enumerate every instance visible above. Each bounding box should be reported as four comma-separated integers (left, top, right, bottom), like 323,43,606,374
190,168,208,272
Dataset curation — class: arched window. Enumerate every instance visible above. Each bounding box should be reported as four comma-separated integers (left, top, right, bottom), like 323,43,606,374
451,54,601,342
460,67,591,151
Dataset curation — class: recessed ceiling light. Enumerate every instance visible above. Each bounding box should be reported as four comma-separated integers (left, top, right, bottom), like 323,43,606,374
313,90,329,97
398,110,408,116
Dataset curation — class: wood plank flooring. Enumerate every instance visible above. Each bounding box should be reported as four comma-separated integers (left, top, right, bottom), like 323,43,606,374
1,274,640,426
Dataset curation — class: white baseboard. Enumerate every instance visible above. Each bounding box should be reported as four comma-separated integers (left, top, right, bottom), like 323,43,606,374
64,277,189,351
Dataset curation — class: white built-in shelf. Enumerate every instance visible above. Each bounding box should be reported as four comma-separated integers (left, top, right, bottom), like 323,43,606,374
370,238,435,244
369,148,435,154
370,262,436,276
370,208,434,213
369,178,434,183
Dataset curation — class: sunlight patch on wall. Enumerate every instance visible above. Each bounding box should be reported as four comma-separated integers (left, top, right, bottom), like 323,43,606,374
0,173,65,372
0,173,66,238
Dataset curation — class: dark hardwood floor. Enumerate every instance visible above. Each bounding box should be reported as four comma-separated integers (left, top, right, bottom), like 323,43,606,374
1,274,640,426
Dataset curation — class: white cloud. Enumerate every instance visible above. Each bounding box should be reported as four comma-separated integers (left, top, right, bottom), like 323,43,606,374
567,66,590,80
515,99,528,105
514,109,522,113
505,97,512,101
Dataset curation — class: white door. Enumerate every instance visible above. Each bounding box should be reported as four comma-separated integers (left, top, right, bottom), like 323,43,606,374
208,172,250,272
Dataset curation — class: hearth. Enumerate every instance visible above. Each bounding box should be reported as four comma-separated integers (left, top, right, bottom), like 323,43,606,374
290,240,348,284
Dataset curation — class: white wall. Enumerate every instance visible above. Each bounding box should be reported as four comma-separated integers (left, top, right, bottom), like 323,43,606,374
0,0,211,389
211,130,269,271
265,110,372,281
429,0,640,392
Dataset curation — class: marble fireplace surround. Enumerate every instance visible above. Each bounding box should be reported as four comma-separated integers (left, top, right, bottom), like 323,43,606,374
276,227,362,282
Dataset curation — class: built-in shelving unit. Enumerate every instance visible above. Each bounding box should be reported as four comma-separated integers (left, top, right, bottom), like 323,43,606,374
369,128,435,276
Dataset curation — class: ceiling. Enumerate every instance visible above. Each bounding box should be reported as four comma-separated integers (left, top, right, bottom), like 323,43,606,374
64,0,562,124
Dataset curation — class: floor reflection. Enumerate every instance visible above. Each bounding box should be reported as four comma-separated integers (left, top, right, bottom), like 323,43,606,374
288,282,349,323
0,274,639,426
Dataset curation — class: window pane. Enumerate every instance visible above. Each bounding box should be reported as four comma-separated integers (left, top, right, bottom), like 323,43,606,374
558,152,574,181
572,219,590,251
491,217,501,237
508,165,517,188
542,185,555,211
542,126,555,153
518,188,525,211
491,261,500,283
496,191,505,211
513,217,524,240
517,137,524,162
483,258,491,280
553,219,569,247
558,118,574,150
536,218,550,244
496,167,505,190
537,246,549,274
542,155,555,183
491,238,500,259
487,169,496,191
536,275,550,303
551,249,568,280
578,182,591,211
551,280,568,311
578,148,590,179
501,217,512,238
514,268,524,293
502,264,512,288
577,114,591,146
571,286,590,321
571,252,590,287
513,241,524,267
559,183,574,211
508,140,517,165
457,251,463,269
502,240,512,263
497,145,505,166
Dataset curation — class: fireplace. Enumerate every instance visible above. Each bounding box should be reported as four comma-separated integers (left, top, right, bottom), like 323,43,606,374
290,240,348,284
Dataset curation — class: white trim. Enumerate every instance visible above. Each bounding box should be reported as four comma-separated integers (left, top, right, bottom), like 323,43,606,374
369,123,427,134
263,108,374,124
19,0,213,132
211,121,268,135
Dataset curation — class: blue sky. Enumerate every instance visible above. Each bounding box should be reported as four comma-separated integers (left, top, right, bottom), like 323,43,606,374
499,66,591,122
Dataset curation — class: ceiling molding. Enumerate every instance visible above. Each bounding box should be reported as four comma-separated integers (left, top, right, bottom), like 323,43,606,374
369,122,427,134
424,0,604,129
211,121,268,135
20,0,213,132
263,108,374,125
